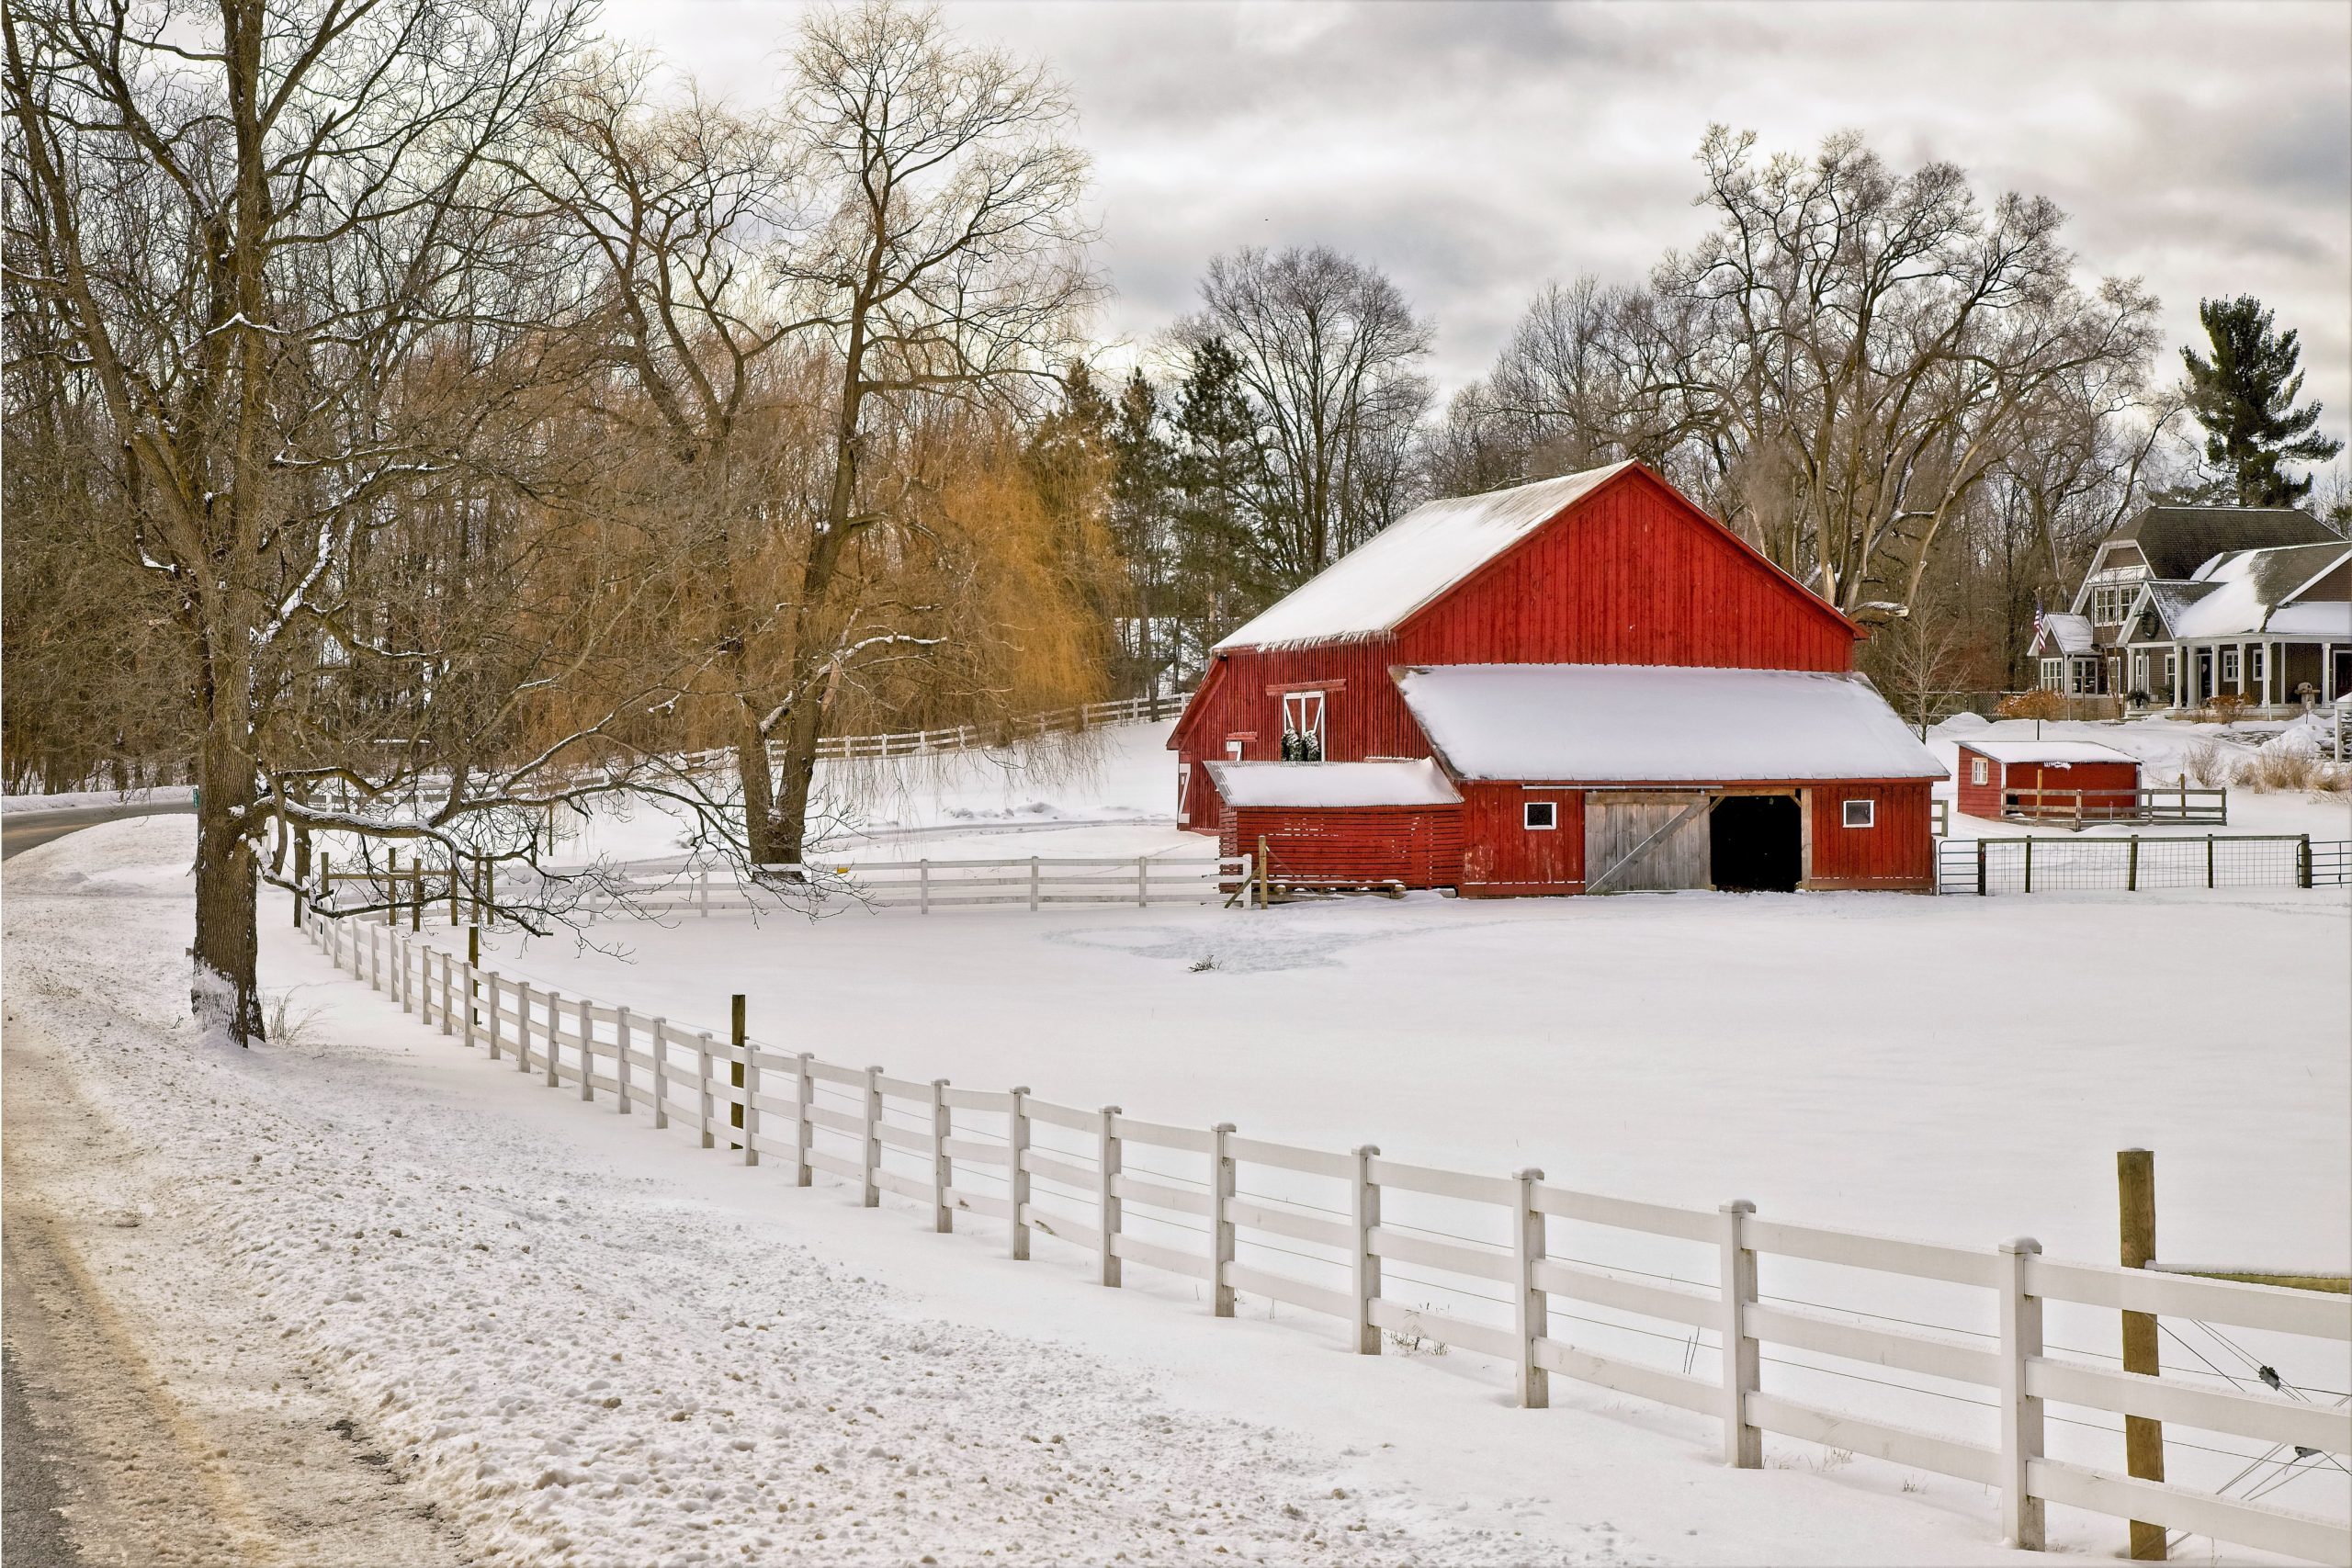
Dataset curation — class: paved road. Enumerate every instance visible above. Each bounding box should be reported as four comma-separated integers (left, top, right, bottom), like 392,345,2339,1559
4,798,191,1566
2,799,197,862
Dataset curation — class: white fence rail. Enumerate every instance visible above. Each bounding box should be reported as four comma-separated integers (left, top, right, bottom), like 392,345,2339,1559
449,853,1247,916
302,908,2352,1563
797,691,1193,763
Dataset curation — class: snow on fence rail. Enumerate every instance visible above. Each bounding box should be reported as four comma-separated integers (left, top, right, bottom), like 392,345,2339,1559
1938,834,2346,896
301,904,2352,1562
494,853,1246,915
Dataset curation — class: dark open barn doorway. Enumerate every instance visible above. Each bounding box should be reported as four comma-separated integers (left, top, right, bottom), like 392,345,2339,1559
1710,795,1801,892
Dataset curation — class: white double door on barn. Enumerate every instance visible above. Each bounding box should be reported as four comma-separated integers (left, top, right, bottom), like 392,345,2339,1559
1584,794,1713,892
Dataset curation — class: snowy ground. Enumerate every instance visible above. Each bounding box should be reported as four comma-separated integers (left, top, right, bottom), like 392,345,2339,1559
6,716,2347,1564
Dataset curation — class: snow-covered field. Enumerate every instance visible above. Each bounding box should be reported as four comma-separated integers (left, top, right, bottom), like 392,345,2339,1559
6,716,2347,1565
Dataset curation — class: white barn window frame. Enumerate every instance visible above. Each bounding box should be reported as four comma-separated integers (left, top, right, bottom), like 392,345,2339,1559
1523,800,1557,831
1280,691,1326,762
1841,797,1875,829
1970,756,1988,786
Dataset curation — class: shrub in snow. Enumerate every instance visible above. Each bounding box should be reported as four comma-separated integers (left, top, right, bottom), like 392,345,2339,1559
2183,739,2232,788
1995,689,2066,723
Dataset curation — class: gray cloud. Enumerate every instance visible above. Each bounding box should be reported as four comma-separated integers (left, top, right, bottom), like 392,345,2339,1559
602,0,2351,469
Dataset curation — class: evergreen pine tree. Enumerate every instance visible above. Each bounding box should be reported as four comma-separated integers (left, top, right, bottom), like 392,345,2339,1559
1169,336,1271,665
1105,370,1178,697
2180,296,2343,506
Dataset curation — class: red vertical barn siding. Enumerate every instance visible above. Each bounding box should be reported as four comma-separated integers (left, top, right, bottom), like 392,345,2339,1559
1955,745,2004,821
1219,804,1465,889
1393,468,1859,673
1457,784,1585,895
1804,782,1934,890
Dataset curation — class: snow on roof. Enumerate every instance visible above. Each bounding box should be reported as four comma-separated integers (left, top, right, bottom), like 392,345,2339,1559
1212,463,1635,650
2170,543,2352,639
2266,601,2352,639
2032,613,2095,655
1956,739,2139,766
1204,758,1463,808
1395,664,1946,783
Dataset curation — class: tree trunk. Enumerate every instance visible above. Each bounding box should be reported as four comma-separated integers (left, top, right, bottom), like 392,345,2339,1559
190,705,265,1046
733,697,786,866
768,677,825,870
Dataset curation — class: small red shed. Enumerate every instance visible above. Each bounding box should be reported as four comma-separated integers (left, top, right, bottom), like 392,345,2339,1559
1209,760,1464,889
1954,740,2143,823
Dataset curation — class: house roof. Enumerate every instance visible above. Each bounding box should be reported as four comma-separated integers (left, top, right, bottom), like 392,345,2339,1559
1394,664,1947,784
2031,613,2096,656
2105,505,2337,580
2167,541,2352,639
1204,759,1462,808
1212,463,1637,651
1958,740,2138,766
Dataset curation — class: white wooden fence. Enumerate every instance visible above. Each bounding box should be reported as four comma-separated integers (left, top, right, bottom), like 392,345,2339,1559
799,692,1193,762
302,907,2352,1563
494,853,1246,915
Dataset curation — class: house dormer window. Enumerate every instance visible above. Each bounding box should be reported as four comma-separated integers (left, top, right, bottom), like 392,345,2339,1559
2091,583,2135,625
1280,691,1325,761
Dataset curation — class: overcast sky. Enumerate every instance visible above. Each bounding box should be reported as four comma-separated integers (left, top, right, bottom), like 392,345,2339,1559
605,0,2352,472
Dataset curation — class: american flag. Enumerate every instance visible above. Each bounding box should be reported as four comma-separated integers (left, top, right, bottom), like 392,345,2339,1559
2032,593,2044,641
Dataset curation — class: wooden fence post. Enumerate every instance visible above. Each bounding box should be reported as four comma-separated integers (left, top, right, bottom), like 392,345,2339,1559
920,860,930,915
695,1032,717,1148
792,1052,814,1187
931,1080,954,1233
1998,1235,2048,1551
1009,1087,1033,1260
1028,858,1040,912
1513,1168,1549,1409
1351,1145,1382,1354
2299,833,2313,889
1976,839,1988,897
2206,833,2215,889
542,990,560,1088
1097,1106,1123,1286
614,1006,633,1115
729,994,748,1157
468,926,481,1030
389,849,400,928
741,1042,763,1168
2023,835,2034,895
577,998,594,1102
1258,837,1272,908
2127,835,2140,892
2118,1149,2165,1559
1719,1199,1760,1468
861,1066,883,1208
1136,854,1148,908
1211,1122,1237,1317
649,1019,668,1130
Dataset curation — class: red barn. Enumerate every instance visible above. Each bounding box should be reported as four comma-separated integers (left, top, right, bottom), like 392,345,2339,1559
1170,462,1946,894
1955,739,2143,823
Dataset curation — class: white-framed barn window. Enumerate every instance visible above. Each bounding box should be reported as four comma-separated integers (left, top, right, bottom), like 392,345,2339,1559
1523,800,1556,830
1280,691,1325,761
1970,756,1988,786
1841,797,1875,829
1177,765,1191,818
1225,739,1244,761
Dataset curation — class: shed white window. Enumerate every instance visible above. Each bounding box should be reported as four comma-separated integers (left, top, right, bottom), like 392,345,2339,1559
1523,800,1556,830
1970,756,1988,786
1280,691,1326,761
1841,797,1875,829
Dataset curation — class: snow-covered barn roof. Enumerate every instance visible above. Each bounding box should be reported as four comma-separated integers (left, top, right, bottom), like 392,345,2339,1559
1956,739,2138,766
1204,759,1462,808
1211,463,1635,651
1395,664,1947,783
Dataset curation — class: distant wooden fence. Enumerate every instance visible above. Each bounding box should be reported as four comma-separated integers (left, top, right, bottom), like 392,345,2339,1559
301,905,2352,1563
797,691,1192,763
507,853,1244,916
1939,834,2346,896
1998,786,2229,829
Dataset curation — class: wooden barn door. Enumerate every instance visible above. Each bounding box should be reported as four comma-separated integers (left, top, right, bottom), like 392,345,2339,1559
1584,794,1713,892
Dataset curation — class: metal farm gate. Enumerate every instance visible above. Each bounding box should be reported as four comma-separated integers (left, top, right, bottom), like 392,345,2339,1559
1937,833,2349,896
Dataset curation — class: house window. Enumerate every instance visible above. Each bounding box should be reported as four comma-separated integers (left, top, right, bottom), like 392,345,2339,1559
2070,659,2100,695
1842,798,1875,829
1280,692,1325,761
2251,646,2266,682
2039,659,2063,691
2222,647,2241,683
2165,651,2177,688
1523,800,1557,831
2093,584,2130,624
1970,756,1988,786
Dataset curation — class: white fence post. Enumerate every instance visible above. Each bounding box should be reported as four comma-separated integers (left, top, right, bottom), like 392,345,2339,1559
1999,1236,2047,1551
741,1046,763,1168
1514,1168,1549,1409
920,860,931,915
438,951,452,1035
542,990,560,1088
1719,1199,1760,1468
460,964,476,1049
792,1052,814,1187
698,869,709,919
861,1066,882,1208
930,1079,953,1233
577,998,594,1102
1136,855,1148,908
649,1019,668,1130
1351,1145,1382,1354
1211,1122,1237,1318
614,1006,633,1114
1028,857,1040,911
1009,1087,1032,1260
695,1032,715,1147
1098,1106,1123,1287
